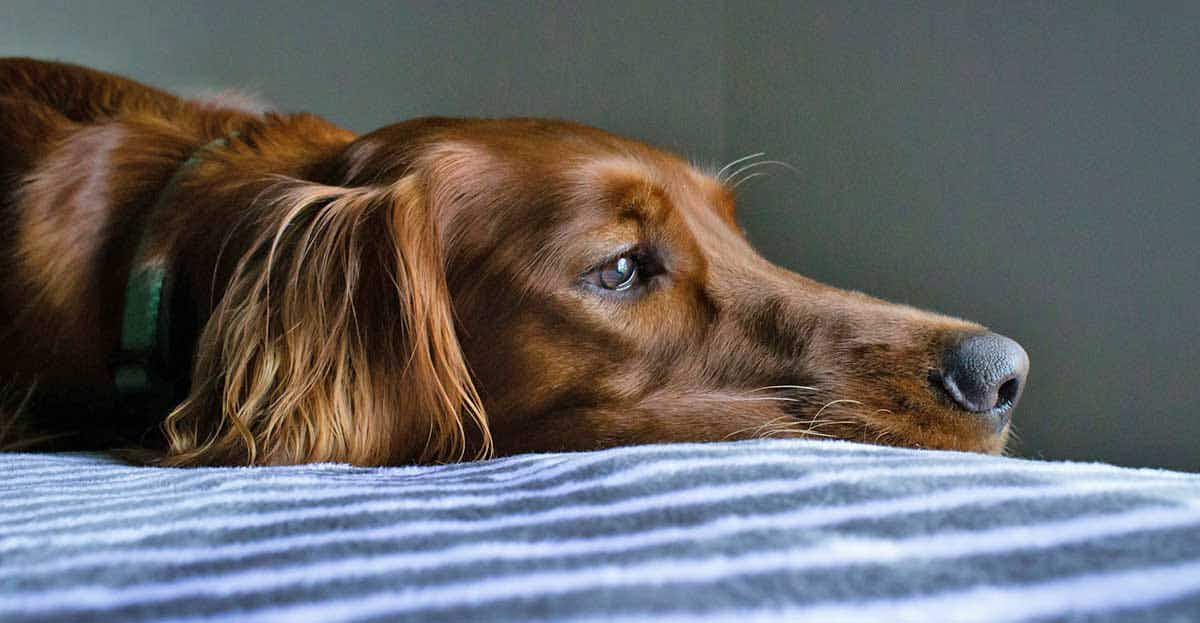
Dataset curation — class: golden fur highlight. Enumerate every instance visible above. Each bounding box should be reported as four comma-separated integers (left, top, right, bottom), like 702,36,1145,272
161,176,490,465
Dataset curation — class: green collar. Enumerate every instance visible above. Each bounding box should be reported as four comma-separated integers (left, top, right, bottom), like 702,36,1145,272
112,133,239,410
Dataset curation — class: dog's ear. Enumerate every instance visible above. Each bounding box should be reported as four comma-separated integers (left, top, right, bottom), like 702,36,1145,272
161,176,490,465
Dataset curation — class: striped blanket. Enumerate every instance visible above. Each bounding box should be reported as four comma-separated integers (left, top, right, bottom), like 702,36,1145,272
2,439,1199,622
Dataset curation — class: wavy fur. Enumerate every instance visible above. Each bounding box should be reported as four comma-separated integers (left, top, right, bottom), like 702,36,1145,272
162,177,490,465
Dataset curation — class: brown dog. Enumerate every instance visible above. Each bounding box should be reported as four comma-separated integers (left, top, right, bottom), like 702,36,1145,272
0,58,1028,465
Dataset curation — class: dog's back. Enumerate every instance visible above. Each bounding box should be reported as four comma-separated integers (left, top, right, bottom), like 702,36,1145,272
1,58,185,182
0,60,190,447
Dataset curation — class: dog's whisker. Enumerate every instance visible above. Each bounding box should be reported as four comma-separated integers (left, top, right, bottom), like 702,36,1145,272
715,152,766,182
726,159,799,186
689,394,804,404
762,426,837,439
760,416,859,440
870,424,900,445
722,415,795,441
748,385,821,393
731,414,820,441
1003,426,1022,457
812,399,863,422
792,415,859,424
754,416,802,438
754,422,798,439
730,171,769,190
748,415,827,440
786,420,859,437
725,161,768,186
802,420,859,432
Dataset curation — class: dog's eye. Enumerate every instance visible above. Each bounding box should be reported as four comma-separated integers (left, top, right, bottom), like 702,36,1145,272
598,255,639,291
583,248,661,295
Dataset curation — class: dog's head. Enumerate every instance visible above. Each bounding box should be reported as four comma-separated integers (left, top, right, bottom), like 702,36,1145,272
165,117,1028,465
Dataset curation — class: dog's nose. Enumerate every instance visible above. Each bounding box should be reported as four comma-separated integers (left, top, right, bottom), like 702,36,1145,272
938,332,1029,421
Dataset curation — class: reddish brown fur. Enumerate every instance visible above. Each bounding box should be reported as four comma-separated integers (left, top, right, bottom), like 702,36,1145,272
0,59,1017,465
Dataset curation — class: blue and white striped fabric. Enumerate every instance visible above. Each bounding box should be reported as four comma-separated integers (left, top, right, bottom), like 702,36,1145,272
2,439,1200,622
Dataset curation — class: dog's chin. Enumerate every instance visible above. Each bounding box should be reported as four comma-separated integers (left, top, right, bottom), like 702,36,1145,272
861,417,1012,455
762,395,1010,455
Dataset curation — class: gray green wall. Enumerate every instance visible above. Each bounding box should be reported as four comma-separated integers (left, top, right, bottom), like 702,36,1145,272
724,3,1200,471
3,1,1196,470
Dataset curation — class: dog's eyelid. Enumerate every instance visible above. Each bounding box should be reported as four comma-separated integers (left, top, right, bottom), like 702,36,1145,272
579,241,640,272
576,242,666,297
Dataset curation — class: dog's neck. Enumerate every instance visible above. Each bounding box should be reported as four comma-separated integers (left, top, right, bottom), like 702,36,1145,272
112,115,357,422
111,133,243,416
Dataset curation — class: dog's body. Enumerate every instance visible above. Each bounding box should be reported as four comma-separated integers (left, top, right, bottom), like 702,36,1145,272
0,59,1028,465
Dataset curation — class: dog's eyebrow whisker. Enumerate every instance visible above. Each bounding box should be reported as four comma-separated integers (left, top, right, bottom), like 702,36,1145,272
726,159,799,184
730,171,769,190
725,161,767,186
720,158,796,187
716,152,766,182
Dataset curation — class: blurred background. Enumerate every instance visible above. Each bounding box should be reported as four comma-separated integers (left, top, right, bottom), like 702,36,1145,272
4,1,1196,470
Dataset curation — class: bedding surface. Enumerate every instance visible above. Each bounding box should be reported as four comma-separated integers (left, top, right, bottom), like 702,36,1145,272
2,439,1199,622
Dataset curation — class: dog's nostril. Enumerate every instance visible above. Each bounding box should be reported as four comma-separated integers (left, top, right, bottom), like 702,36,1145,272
996,377,1020,409
939,332,1029,417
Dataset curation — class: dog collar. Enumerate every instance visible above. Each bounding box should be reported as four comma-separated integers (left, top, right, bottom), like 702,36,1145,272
112,133,239,411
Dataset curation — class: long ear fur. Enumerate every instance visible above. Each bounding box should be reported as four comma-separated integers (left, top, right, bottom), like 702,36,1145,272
161,176,491,465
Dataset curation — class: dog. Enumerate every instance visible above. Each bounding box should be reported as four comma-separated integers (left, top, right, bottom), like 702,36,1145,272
0,58,1029,466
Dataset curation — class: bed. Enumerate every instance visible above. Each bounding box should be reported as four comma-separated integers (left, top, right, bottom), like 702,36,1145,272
2,438,1199,622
